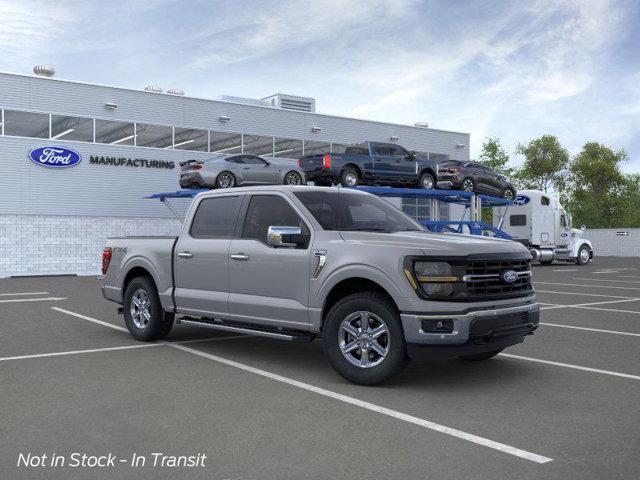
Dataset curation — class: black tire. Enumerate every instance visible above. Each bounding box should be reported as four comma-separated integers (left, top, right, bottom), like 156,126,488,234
322,292,407,385
461,178,475,192
284,170,303,185
340,168,359,187
460,349,503,361
502,188,516,200
419,172,435,190
123,276,174,341
576,245,591,265
215,171,236,189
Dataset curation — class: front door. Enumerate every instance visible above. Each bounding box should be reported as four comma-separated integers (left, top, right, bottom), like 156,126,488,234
228,193,311,329
241,155,278,184
173,194,243,317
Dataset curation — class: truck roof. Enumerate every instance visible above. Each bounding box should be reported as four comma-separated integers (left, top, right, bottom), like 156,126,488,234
193,185,370,200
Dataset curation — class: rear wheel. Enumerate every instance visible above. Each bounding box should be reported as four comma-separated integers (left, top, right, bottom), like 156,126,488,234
216,171,236,189
419,172,435,189
123,277,174,341
341,168,359,187
460,349,503,361
462,178,475,192
576,245,591,265
284,171,303,185
323,292,407,385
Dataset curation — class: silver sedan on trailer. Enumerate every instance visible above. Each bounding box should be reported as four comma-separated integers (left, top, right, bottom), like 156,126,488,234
179,154,306,189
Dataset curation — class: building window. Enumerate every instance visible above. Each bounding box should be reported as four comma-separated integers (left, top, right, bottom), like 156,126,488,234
243,134,274,156
401,198,449,223
303,140,330,156
135,123,173,148
210,131,242,154
95,119,135,145
50,114,94,142
3,110,50,139
173,127,208,151
273,137,303,159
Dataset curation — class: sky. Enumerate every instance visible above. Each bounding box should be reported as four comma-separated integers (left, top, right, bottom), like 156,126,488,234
1,0,639,171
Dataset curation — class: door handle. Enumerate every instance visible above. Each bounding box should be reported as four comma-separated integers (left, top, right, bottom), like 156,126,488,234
242,167,250,170
230,253,249,261
177,251,193,259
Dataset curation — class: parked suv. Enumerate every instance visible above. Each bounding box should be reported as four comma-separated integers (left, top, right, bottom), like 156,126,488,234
298,142,438,189
101,186,539,385
437,160,516,199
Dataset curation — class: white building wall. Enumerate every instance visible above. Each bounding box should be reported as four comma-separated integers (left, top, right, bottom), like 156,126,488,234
0,215,182,278
583,228,640,257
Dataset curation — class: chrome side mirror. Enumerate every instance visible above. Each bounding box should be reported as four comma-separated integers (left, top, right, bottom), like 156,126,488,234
581,225,586,230
267,226,305,248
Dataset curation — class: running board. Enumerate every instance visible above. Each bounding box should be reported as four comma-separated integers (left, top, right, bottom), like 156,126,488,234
177,316,316,342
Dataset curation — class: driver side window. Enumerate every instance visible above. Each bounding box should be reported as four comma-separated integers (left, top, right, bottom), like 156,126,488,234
241,195,309,247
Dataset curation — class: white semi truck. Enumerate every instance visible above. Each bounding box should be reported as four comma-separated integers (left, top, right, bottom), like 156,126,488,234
493,189,593,265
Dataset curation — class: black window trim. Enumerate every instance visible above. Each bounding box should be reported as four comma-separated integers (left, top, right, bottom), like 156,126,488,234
188,194,243,239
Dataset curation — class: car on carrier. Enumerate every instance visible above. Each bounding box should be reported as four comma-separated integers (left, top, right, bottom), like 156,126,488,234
179,154,305,189
101,186,540,385
437,160,517,199
298,141,439,189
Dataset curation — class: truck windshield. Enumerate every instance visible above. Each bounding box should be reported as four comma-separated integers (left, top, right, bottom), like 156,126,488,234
294,190,423,233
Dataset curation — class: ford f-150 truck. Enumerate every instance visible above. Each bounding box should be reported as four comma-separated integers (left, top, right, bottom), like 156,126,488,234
101,186,539,385
298,142,439,190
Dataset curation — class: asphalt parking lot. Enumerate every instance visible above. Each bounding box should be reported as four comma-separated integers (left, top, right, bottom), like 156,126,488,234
1,257,639,480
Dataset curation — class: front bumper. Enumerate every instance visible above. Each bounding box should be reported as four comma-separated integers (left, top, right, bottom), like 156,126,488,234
401,302,539,358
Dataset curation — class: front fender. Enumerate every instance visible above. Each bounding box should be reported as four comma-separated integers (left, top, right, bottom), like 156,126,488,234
571,239,593,258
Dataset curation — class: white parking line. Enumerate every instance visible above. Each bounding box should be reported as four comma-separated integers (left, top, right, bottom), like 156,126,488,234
535,290,637,299
0,291,49,296
540,323,640,337
499,353,640,381
0,297,66,303
536,282,640,291
575,306,640,315
52,307,128,332
552,269,578,272
618,275,640,279
0,343,160,363
168,342,552,464
572,278,640,284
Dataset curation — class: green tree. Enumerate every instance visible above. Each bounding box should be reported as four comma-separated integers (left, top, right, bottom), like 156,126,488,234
619,174,640,227
515,135,569,193
566,142,628,228
478,137,514,177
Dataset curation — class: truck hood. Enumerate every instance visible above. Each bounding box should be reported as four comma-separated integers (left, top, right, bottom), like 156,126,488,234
340,231,530,257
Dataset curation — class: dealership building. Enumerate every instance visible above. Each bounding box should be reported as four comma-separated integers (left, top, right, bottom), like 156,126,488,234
0,68,470,277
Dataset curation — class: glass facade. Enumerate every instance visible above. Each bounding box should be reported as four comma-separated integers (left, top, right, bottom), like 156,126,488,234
401,198,449,223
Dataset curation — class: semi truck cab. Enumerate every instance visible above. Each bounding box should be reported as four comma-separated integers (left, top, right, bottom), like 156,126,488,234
494,189,593,265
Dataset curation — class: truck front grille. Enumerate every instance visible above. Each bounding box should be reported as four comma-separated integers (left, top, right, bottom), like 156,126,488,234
461,258,532,298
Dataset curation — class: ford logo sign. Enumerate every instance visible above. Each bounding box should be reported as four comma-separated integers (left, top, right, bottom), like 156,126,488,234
501,270,519,284
28,146,82,168
514,195,530,205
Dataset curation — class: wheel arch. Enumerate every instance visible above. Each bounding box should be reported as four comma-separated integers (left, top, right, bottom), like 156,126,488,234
121,262,159,296
342,163,362,178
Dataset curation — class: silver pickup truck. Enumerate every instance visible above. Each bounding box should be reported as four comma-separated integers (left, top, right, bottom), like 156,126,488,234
101,186,539,385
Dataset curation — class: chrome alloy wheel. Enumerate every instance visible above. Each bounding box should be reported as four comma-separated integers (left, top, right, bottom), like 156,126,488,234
421,175,434,189
579,247,590,263
462,178,474,192
218,172,235,188
338,311,390,368
503,189,515,200
130,288,151,329
285,171,302,185
344,172,358,187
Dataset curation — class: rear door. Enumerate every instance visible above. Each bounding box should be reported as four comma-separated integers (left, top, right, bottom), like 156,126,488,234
371,143,394,182
173,194,243,316
227,193,311,329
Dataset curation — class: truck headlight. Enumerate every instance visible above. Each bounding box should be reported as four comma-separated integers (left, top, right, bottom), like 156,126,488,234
404,261,458,297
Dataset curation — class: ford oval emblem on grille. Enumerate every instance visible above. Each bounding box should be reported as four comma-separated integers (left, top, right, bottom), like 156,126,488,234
28,146,82,168
501,270,519,284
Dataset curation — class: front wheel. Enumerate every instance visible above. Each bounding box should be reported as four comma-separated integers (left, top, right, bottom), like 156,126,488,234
576,245,591,265
502,188,516,200
323,292,407,385
284,170,303,185
461,178,475,192
459,349,503,361
419,172,435,189
123,277,174,341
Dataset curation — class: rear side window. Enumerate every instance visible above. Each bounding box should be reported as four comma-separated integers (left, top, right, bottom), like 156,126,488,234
510,214,527,226
345,144,370,155
190,196,242,238
372,144,390,155
242,195,309,246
